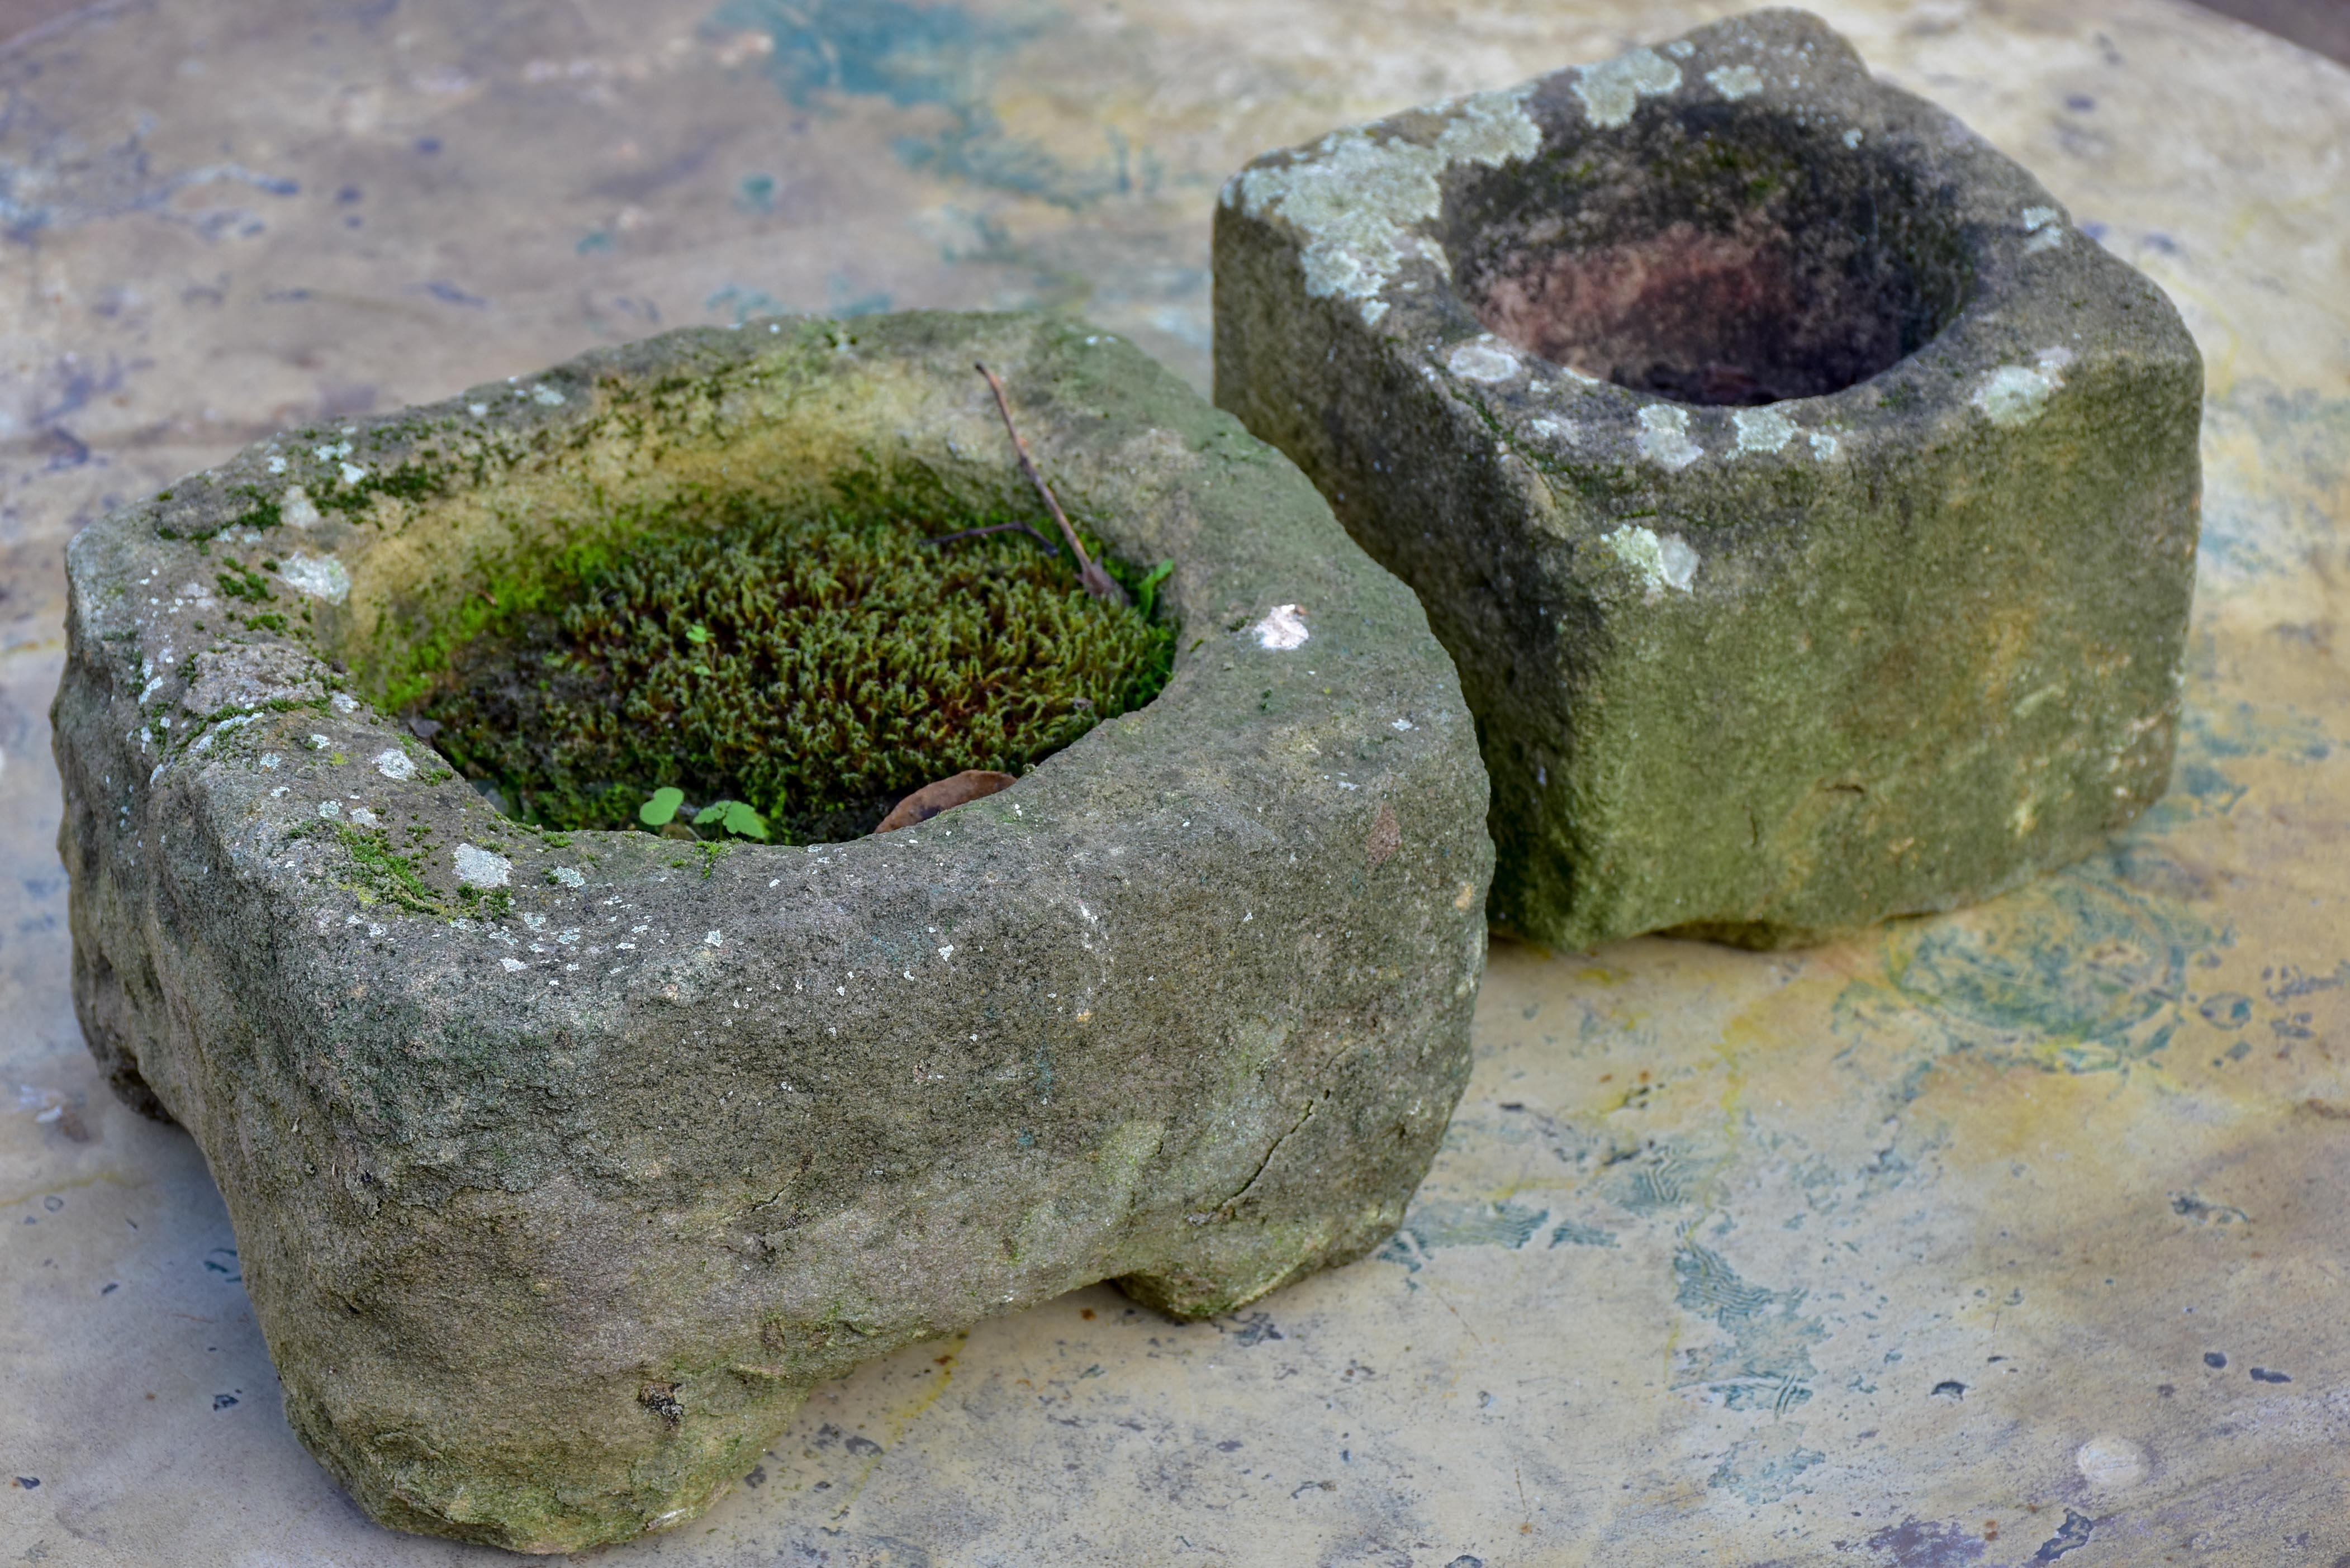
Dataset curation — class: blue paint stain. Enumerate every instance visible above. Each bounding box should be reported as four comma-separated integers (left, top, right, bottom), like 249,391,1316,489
2030,1509,2096,1562
423,280,489,308
737,172,778,212
707,0,1156,208
1848,862,2223,1076
709,0,998,108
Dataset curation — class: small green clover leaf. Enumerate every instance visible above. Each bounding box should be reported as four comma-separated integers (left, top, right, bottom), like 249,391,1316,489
690,799,772,840
638,786,685,826
685,623,711,645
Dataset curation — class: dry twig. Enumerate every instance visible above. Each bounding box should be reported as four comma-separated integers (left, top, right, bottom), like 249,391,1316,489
976,362,1128,606
920,520,1062,555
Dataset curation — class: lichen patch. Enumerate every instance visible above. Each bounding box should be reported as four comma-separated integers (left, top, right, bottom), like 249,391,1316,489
453,843,512,888
1972,354,2071,427
1606,525,1699,595
278,553,350,604
1235,84,1539,315
1733,407,1797,454
1705,64,1764,100
1636,405,1705,469
1447,341,1522,383
1572,46,1681,129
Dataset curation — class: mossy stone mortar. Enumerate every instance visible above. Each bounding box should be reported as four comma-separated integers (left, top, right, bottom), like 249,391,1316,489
52,311,1492,1550
1214,8,2201,949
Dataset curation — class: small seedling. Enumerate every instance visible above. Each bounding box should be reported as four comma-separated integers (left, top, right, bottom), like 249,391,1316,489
637,786,686,827
1135,560,1174,621
694,800,771,841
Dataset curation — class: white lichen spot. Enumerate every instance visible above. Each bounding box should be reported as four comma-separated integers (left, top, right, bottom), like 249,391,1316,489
266,455,287,475
1447,340,1522,383
1808,431,1841,460
1843,127,1864,149
468,401,490,416
1973,360,2067,427
281,486,321,529
317,800,341,819
1606,525,1699,596
704,930,723,947
349,807,379,828
453,843,512,888
1360,300,1389,327
521,912,545,930
1705,64,1764,100
549,865,586,888
1664,39,1694,59
1252,604,1311,650
1732,406,1797,454
1236,83,1540,307
501,957,528,972
259,753,280,770
1573,46,1680,129
338,462,369,487
1528,415,1578,445
307,734,330,750
373,747,416,781
314,441,350,462
1391,718,1414,731
2076,1436,2147,1491
531,384,566,406
2021,205,2066,254
331,692,358,714
277,553,350,605
1636,404,1703,469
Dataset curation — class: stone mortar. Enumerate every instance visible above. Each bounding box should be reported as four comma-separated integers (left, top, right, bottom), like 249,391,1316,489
52,311,1492,1550
1213,7,2201,949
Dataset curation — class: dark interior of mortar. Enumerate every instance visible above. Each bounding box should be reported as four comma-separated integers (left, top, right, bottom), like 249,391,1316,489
1447,106,1974,405
395,497,1174,844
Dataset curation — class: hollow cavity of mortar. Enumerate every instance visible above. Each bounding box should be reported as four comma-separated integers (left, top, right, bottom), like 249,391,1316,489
367,488,1173,843
1449,103,1974,405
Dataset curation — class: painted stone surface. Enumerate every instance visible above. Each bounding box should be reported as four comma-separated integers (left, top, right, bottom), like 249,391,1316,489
6,1,2349,1563
1214,8,2204,950
49,310,1491,1551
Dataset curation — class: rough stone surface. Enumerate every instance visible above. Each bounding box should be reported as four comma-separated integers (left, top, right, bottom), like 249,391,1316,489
1214,7,2202,950
51,311,1492,1551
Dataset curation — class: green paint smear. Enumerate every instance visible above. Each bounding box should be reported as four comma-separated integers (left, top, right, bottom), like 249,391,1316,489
412,499,1174,842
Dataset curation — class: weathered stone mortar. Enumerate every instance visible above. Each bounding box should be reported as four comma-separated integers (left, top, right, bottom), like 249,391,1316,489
52,311,1492,1550
1214,7,2201,949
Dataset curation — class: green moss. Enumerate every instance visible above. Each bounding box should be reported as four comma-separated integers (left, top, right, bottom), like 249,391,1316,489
335,825,450,916
410,500,1176,841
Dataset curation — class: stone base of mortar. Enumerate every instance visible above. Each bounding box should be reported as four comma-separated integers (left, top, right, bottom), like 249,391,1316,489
55,310,1493,1550
1214,8,2201,951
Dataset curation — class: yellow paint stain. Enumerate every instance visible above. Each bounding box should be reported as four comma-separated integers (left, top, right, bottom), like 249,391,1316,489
828,1328,969,1519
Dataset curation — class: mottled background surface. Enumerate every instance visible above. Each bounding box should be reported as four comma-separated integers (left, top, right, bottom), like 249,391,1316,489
2,1,2347,1564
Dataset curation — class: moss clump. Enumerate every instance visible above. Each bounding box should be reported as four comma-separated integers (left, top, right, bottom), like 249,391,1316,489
414,504,1175,842
334,825,450,916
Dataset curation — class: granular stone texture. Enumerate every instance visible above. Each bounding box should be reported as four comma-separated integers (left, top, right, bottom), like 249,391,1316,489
51,311,1491,1550
1214,7,2201,949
